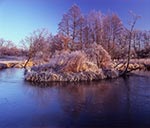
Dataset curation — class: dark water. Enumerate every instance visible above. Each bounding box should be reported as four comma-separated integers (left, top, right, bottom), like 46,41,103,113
0,69,150,128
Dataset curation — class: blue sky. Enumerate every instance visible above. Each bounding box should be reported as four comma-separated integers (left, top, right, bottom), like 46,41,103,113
0,0,149,44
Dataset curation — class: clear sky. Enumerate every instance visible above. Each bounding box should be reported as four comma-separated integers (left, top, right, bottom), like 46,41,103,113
0,0,149,44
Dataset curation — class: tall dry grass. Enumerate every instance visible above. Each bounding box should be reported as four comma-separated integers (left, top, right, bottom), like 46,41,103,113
25,44,118,82
84,43,112,69
31,50,99,73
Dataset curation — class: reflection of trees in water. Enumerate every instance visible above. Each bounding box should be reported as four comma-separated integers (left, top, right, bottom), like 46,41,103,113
24,78,132,126
123,75,150,126
122,77,132,125
23,81,57,107
56,80,128,125
19,72,150,126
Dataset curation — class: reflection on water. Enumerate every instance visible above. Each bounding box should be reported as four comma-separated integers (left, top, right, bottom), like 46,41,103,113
0,69,150,127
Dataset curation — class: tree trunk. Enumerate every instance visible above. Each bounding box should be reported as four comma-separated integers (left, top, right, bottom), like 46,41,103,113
122,13,139,76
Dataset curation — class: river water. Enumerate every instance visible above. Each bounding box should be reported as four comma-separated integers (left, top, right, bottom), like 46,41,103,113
0,68,150,128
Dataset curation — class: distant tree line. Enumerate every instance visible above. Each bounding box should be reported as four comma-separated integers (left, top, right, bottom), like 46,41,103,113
0,38,25,56
0,5,150,61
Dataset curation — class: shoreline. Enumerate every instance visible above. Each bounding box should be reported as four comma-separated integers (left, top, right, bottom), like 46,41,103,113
0,59,33,69
0,57,150,83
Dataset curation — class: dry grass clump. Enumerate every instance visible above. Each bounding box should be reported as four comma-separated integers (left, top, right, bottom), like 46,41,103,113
25,69,109,82
31,50,99,73
84,43,112,69
25,67,119,82
59,51,89,72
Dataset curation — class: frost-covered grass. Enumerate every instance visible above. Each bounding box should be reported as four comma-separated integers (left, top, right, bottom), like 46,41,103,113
130,58,150,65
84,44,112,69
113,58,150,71
114,58,150,65
25,44,119,82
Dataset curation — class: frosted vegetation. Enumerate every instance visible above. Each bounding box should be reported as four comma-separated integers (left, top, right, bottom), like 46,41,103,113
23,5,149,82
25,44,119,82
0,5,150,82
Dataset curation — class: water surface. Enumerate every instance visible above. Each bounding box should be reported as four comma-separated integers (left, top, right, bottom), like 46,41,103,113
0,68,150,128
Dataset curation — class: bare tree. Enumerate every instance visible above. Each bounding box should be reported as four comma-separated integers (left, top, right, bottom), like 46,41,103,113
123,11,141,75
0,38,5,47
84,10,103,44
102,13,124,57
0,38,21,56
58,4,84,45
58,13,70,37
22,28,52,67
51,34,64,53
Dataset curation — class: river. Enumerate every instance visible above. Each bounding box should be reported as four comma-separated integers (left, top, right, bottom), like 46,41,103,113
0,68,150,128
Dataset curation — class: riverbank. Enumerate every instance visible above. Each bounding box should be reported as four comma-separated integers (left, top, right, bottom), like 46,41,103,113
25,59,150,83
0,56,33,69
1,55,150,82
114,59,150,71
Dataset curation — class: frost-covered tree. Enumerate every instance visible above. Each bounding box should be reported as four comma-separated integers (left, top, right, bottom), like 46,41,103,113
58,4,84,44
84,10,103,44
22,29,52,67
0,38,21,56
123,11,141,75
102,13,124,57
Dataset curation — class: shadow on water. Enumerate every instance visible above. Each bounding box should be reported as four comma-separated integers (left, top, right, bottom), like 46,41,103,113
0,68,150,127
